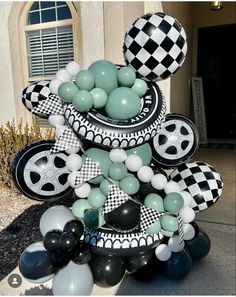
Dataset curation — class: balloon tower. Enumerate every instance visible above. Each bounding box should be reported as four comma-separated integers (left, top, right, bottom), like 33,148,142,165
12,12,223,295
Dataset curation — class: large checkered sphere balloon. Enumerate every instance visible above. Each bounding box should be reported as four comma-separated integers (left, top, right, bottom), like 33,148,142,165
123,12,187,81
21,81,50,112
170,162,223,212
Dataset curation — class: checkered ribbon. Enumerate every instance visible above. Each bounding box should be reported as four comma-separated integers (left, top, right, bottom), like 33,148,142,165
32,94,64,116
50,127,82,154
74,157,102,187
140,205,162,232
102,184,130,215
177,215,184,243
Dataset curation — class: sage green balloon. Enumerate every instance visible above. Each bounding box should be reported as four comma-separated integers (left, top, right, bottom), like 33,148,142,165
126,143,152,165
88,60,118,94
118,66,136,87
58,82,78,103
144,193,164,212
160,215,179,232
75,70,95,91
90,88,108,109
72,199,92,219
105,87,141,120
73,90,94,112
161,229,174,237
164,192,184,213
131,79,148,97
120,174,140,195
108,162,127,181
146,219,161,235
99,178,119,196
87,188,106,208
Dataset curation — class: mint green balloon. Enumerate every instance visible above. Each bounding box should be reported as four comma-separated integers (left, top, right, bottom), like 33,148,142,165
72,199,92,219
146,219,161,235
126,143,152,165
144,194,164,212
99,178,119,196
73,90,93,112
105,87,141,120
120,174,140,195
108,162,127,181
58,82,78,103
118,66,136,87
160,215,179,232
90,88,108,109
87,188,106,208
88,60,118,94
164,192,184,213
131,79,148,97
160,229,174,237
75,70,95,91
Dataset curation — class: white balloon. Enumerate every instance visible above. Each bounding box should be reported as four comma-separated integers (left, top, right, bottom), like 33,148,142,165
155,244,172,261
151,173,168,190
66,154,83,171
183,223,195,240
164,180,180,194
66,147,81,154
48,115,65,127
179,206,196,223
75,183,91,198
56,69,71,82
66,61,81,77
55,125,68,139
180,191,193,206
49,78,63,94
109,148,127,163
67,171,81,188
137,166,154,183
125,154,143,172
168,235,185,252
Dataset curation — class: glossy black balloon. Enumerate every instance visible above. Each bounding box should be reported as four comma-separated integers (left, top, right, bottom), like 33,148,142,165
185,230,211,260
105,200,140,231
63,220,84,238
89,254,126,288
43,230,62,252
51,250,70,269
71,241,92,265
190,221,200,238
126,249,154,274
164,248,192,280
58,232,78,252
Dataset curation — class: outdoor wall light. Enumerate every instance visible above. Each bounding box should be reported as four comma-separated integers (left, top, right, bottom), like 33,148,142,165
210,1,223,11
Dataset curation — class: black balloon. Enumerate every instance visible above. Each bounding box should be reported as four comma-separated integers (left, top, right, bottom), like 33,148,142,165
190,221,200,238
164,248,192,280
126,249,154,274
89,254,126,288
63,220,84,238
51,250,70,269
105,200,140,231
71,241,92,265
185,230,211,260
43,230,62,252
58,232,79,252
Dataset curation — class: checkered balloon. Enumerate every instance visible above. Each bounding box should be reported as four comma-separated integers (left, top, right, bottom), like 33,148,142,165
21,81,51,113
170,162,223,212
123,12,187,81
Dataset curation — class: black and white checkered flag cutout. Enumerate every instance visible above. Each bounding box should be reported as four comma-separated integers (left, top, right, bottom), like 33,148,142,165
32,94,64,116
102,184,130,215
177,215,184,243
50,127,82,154
140,205,162,232
74,157,102,187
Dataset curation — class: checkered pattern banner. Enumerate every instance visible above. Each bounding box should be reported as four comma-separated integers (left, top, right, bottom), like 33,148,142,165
74,157,102,187
102,184,130,215
50,127,82,154
140,205,162,232
32,94,64,116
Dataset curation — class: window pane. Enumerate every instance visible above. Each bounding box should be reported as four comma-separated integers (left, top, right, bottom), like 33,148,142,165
57,6,72,20
28,12,40,25
29,2,39,12
41,1,55,9
41,8,56,23
56,2,66,6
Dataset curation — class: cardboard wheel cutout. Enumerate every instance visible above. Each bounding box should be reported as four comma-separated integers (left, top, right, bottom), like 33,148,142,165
11,141,72,201
150,113,199,168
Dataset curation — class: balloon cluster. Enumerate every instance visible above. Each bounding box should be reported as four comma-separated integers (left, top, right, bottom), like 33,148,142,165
13,12,224,295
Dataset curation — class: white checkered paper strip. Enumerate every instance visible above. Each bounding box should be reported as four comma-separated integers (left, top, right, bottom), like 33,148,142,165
140,205,162,232
75,157,102,187
32,94,64,116
50,127,82,154
102,184,130,215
